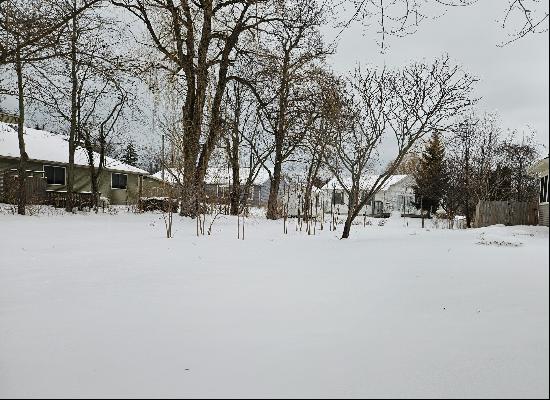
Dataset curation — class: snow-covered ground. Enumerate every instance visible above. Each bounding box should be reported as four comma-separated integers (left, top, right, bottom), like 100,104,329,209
0,208,548,398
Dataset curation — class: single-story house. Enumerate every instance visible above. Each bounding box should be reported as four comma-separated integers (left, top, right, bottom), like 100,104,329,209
150,166,271,207
0,122,150,206
319,175,418,217
528,156,549,227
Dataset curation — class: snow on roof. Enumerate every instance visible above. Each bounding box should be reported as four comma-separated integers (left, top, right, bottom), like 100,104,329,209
0,122,149,175
204,167,270,185
325,175,412,191
152,166,271,186
151,168,183,184
527,156,549,176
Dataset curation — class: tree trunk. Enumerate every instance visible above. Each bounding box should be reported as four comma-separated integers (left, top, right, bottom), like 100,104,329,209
266,158,282,220
66,7,78,212
229,162,240,215
15,49,27,216
179,165,198,217
266,51,290,221
90,170,99,212
303,151,323,221
341,214,353,239
341,187,358,239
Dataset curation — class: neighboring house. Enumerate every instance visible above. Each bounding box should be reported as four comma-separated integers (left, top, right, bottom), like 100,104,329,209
528,156,549,227
150,166,272,207
319,175,418,217
0,122,149,205
258,172,293,206
203,167,269,207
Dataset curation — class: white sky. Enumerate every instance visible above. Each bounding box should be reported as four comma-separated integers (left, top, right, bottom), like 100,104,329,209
2,0,548,165
322,0,549,155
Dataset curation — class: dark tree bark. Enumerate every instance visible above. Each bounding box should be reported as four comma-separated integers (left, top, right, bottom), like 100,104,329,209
15,47,28,215
66,5,78,212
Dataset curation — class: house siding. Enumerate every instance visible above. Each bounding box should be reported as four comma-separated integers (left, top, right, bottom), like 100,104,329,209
319,176,418,217
540,203,549,227
204,183,262,207
0,156,142,205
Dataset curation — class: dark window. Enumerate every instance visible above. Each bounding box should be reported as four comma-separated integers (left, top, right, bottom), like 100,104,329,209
332,190,345,205
112,173,128,189
44,165,65,185
540,175,549,203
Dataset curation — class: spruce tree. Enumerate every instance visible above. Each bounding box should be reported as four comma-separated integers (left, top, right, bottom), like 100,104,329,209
121,142,138,167
413,132,447,216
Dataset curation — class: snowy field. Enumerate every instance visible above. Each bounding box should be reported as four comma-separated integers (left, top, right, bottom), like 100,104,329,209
0,207,548,398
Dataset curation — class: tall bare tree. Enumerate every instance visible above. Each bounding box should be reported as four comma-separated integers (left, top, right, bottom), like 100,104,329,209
251,0,331,219
0,1,73,214
327,56,476,239
113,0,280,216
301,69,343,222
31,1,127,211
221,79,272,215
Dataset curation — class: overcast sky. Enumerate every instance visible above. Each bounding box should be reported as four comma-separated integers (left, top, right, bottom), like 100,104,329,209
322,0,549,155
3,0,548,166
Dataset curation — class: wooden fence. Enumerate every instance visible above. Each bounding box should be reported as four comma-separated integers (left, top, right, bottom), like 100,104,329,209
2,174,47,204
475,200,539,227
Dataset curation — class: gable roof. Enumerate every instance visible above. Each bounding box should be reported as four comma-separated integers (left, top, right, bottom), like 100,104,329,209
0,122,148,175
527,156,549,176
152,166,271,186
325,175,413,191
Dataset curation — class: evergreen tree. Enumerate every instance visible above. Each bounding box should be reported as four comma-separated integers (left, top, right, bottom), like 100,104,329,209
413,132,447,216
121,142,138,167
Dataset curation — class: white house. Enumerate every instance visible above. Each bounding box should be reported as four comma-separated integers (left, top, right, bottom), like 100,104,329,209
528,156,549,227
319,175,418,217
281,174,418,218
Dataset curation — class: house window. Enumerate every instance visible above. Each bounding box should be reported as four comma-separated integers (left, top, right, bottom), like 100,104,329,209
540,175,549,203
44,165,65,185
219,185,229,198
332,190,345,205
374,200,384,215
112,173,127,189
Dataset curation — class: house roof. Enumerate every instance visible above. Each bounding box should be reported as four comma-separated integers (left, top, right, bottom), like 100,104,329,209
527,156,549,176
152,166,271,186
151,168,183,184
325,175,412,191
204,167,270,185
0,122,149,175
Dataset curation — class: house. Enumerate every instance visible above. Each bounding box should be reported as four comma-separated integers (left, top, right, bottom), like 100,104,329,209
149,166,271,207
0,122,150,206
528,156,549,227
319,175,418,217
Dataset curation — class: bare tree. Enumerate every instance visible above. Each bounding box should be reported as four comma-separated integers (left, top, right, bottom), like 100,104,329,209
301,69,343,222
498,0,549,46
250,0,331,219
328,56,476,239
221,80,270,215
341,0,547,49
0,1,73,215
498,130,540,202
29,1,124,212
81,84,128,211
113,0,281,216
444,112,503,227
0,0,102,66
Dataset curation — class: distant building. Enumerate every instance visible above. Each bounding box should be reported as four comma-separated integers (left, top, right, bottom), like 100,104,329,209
150,166,272,207
0,111,18,124
528,156,549,227
320,175,418,217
